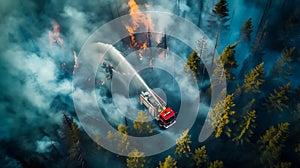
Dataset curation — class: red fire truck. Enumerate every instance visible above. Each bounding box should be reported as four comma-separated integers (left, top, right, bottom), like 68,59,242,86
139,91,176,128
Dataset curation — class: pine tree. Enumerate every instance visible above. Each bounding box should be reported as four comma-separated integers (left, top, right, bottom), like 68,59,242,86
270,47,295,82
133,111,153,135
107,124,130,154
185,51,202,81
211,94,236,138
265,83,291,112
126,149,146,168
281,47,296,63
159,155,177,168
219,42,239,80
241,99,256,114
259,122,289,166
207,0,230,38
61,114,73,143
61,114,86,168
208,160,224,168
240,18,253,41
175,129,192,158
213,0,229,18
233,110,256,144
94,135,101,151
295,142,300,153
211,59,226,86
192,146,208,167
292,103,300,122
273,162,292,168
243,62,265,93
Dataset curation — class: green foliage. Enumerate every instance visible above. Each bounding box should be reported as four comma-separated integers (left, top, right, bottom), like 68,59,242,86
265,83,291,112
207,0,230,32
219,42,239,80
126,149,146,168
94,135,101,151
291,103,300,122
281,47,296,63
241,99,256,113
259,123,290,166
295,122,300,152
272,58,292,80
185,51,202,81
212,59,226,86
213,0,229,19
175,129,192,158
208,160,224,168
213,94,236,138
70,122,80,144
243,62,265,93
208,91,225,132
240,18,253,41
233,110,256,144
107,124,129,154
61,114,86,168
295,143,300,153
159,155,177,168
118,124,129,134
192,146,208,167
270,47,296,82
133,111,153,135
273,162,292,168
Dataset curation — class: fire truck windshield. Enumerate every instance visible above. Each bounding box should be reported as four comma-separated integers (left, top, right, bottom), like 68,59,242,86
160,115,175,125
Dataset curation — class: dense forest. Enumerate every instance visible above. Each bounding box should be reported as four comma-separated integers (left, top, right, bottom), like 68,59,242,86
0,0,300,167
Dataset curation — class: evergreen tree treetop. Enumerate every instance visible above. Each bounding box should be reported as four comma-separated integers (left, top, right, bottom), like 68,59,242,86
159,155,177,168
265,82,291,112
259,122,290,166
243,62,265,93
240,18,253,41
175,129,192,158
219,42,239,80
213,0,229,18
192,146,208,167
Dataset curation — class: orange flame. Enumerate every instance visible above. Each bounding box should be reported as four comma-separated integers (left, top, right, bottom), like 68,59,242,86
73,50,79,69
125,0,154,51
48,21,63,47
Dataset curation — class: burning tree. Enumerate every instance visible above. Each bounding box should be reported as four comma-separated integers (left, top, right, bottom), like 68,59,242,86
48,21,64,48
124,0,160,61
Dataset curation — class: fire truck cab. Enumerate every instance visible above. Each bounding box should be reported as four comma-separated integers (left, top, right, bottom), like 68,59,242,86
139,91,176,128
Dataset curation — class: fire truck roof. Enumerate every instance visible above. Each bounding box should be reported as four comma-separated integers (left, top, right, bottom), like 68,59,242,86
160,107,175,120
